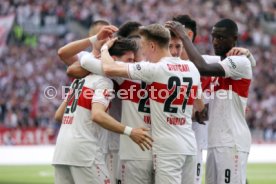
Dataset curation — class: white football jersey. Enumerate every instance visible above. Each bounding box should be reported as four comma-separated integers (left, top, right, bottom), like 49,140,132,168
206,55,252,153
79,55,152,160
52,74,113,166
128,57,201,155
115,77,152,160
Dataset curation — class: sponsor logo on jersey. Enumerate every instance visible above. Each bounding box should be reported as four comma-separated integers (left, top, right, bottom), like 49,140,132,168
228,57,236,69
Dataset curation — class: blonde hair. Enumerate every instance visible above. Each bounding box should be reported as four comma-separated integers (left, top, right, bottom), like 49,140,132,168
139,24,170,48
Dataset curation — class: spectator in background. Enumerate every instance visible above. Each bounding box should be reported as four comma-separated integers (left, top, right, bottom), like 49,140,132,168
0,0,275,144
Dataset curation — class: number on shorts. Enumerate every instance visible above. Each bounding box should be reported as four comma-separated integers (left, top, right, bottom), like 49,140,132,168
197,163,201,176
225,169,231,183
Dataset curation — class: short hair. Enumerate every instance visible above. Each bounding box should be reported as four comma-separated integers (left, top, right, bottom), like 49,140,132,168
117,21,142,38
139,24,170,48
89,20,110,36
213,19,238,36
173,15,197,42
109,37,139,57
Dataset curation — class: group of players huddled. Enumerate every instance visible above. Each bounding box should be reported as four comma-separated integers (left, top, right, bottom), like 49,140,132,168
52,14,256,184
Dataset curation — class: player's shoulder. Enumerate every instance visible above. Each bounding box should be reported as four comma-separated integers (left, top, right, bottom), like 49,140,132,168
225,55,251,67
86,74,113,86
77,51,91,59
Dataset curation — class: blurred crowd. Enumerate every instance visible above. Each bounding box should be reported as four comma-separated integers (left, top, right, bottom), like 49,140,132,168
0,0,275,143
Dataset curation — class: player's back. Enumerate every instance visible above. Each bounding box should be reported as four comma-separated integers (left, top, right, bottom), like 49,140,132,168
53,74,113,167
148,57,201,155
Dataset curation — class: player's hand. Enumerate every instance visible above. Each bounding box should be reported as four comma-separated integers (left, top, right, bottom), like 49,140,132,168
96,25,118,41
165,21,187,39
92,25,118,54
105,37,118,49
226,47,249,57
130,128,153,151
195,104,209,125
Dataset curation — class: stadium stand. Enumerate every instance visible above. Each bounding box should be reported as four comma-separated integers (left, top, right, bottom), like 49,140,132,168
0,0,275,144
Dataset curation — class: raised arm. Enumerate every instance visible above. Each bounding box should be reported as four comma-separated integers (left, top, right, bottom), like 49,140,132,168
66,61,90,79
58,25,118,66
165,21,225,76
57,38,92,66
100,39,130,78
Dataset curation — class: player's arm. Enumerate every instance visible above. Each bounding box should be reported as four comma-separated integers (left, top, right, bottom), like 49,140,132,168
91,78,153,151
193,103,209,124
57,38,93,66
92,103,153,151
57,25,118,66
79,54,105,76
100,41,130,78
54,101,67,123
66,60,90,79
166,21,225,76
194,98,204,113
101,40,157,82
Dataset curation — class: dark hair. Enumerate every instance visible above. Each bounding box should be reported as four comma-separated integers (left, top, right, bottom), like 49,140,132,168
139,24,170,48
117,21,142,38
109,37,139,57
214,19,238,36
173,15,197,42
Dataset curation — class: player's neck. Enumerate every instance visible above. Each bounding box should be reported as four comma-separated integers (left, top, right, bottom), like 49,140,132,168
220,55,227,60
152,49,171,63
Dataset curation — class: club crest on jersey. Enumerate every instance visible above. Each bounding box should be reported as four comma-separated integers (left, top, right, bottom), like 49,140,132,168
136,64,141,70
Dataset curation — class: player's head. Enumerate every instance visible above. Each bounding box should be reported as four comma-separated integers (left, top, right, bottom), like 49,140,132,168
127,35,144,62
171,14,197,59
169,31,183,57
117,21,143,62
173,14,197,42
211,19,238,56
88,20,110,36
109,37,139,63
139,24,170,62
117,21,142,38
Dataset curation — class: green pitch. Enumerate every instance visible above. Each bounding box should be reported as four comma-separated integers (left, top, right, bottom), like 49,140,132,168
0,164,275,184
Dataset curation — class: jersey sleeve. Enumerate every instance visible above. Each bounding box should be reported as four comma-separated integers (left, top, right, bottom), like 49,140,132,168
127,61,158,83
92,77,114,108
77,51,90,60
80,54,104,76
219,56,252,79
202,55,220,64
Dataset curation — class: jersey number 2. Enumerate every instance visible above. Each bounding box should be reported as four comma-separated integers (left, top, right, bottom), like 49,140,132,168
138,81,150,113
